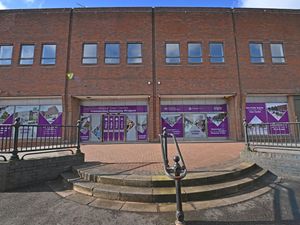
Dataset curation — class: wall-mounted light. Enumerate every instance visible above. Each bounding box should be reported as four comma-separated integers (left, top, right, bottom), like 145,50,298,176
147,81,151,85
157,81,161,85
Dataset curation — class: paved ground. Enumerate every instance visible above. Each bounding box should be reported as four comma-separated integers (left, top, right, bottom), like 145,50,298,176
80,142,243,174
0,177,300,225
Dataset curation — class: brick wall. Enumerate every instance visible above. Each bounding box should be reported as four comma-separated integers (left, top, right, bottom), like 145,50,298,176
1,7,300,141
0,153,84,191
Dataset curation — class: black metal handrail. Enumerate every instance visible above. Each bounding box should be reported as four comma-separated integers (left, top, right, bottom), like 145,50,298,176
159,127,187,225
0,118,82,161
243,119,300,151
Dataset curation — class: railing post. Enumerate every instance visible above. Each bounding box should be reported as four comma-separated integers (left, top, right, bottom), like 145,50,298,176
10,118,20,160
173,155,185,225
243,119,251,151
162,127,169,166
76,120,81,154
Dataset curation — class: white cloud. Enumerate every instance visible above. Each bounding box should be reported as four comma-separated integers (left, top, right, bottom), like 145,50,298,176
0,1,6,9
239,0,300,9
24,0,35,3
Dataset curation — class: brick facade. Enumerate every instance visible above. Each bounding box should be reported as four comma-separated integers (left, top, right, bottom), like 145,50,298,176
1,7,300,142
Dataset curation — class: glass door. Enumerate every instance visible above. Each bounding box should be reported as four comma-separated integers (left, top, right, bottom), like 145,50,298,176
184,113,207,140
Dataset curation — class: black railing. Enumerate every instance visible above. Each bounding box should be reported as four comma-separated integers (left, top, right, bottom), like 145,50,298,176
243,119,300,151
159,127,187,225
0,118,81,161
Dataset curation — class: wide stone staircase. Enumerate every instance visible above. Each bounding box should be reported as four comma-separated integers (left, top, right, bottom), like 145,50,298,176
56,161,277,212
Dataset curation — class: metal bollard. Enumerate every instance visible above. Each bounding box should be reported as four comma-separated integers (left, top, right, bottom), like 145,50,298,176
173,155,185,225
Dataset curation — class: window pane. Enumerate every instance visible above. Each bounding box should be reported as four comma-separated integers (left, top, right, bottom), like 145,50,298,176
42,45,56,58
210,43,223,57
128,58,142,64
166,44,180,57
20,59,34,65
188,43,202,57
83,44,97,58
41,58,56,64
272,57,285,63
0,46,13,65
166,58,180,64
249,44,263,57
251,57,264,63
105,58,120,64
188,57,202,63
271,44,284,57
82,58,97,64
21,45,34,58
128,43,142,58
105,44,120,58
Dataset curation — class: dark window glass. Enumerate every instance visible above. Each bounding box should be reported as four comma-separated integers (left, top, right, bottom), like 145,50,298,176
127,43,142,64
41,44,56,65
188,43,202,63
20,45,35,65
0,45,13,65
82,43,97,64
105,43,120,64
209,43,224,63
271,43,285,63
166,43,180,64
249,43,264,63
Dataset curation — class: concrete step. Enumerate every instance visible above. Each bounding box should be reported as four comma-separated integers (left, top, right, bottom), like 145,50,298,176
73,162,260,187
69,169,274,203
48,178,274,213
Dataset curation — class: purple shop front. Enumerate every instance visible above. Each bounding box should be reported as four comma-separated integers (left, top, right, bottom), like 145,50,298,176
80,105,148,142
161,104,229,139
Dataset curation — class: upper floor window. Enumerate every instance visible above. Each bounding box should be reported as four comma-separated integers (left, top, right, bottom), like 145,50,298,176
166,43,180,64
271,43,285,64
105,43,120,64
0,45,13,65
188,43,202,63
41,44,56,65
82,43,98,64
127,43,142,64
209,43,224,63
249,43,264,63
20,44,35,65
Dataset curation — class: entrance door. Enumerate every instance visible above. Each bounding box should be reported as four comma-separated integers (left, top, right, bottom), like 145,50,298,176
184,113,207,139
103,114,126,142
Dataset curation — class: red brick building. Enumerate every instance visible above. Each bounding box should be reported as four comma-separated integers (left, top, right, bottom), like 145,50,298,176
0,7,300,143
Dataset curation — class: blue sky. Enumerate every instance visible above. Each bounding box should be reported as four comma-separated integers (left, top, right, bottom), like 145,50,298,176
1,0,300,10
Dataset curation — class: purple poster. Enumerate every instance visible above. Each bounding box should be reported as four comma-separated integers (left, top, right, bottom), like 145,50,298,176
207,113,228,137
80,116,90,141
103,115,109,142
161,114,183,137
109,116,114,141
114,115,120,141
0,114,14,138
37,105,63,137
245,103,267,124
266,103,289,134
137,114,147,141
119,115,125,141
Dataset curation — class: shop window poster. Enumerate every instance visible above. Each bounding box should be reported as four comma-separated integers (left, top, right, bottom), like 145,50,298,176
90,114,102,142
207,113,228,137
0,106,15,137
137,114,147,141
37,105,62,137
80,115,90,141
266,103,289,134
15,106,39,138
246,102,289,135
161,114,183,137
184,114,207,138
126,114,136,141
